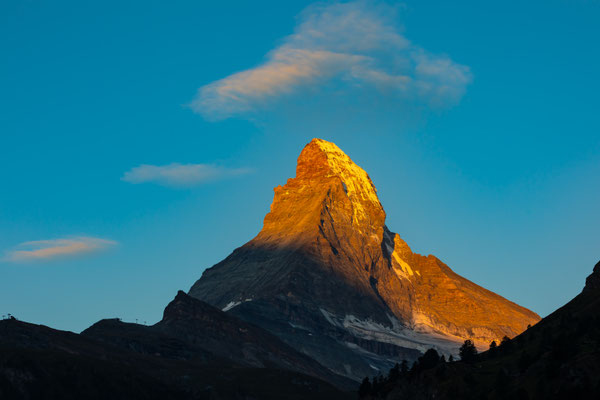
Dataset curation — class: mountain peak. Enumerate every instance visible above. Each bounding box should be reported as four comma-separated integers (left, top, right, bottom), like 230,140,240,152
297,139,381,213
255,138,386,249
190,139,540,380
258,138,385,241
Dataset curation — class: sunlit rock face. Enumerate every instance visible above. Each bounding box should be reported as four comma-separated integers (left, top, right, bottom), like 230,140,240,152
189,138,540,381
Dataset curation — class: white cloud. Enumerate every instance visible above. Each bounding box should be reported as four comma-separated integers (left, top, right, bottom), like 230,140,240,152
5,237,117,263
191,0,472,120
121,163,252,187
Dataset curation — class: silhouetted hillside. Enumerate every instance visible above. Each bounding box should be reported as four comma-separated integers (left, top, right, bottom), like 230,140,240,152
358,261,600,400
0,292,351,400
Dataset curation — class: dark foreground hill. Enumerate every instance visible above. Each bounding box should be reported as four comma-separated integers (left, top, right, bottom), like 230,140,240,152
360,261,600,400
0,292,351,400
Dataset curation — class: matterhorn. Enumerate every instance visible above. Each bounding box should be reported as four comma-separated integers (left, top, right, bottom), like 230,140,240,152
189,138,540,381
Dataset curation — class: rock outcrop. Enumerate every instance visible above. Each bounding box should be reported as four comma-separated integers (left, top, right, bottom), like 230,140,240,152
189,138,540,380
583,260,600,293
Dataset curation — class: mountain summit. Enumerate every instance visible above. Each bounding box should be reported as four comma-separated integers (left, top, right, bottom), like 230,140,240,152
189,138,540,380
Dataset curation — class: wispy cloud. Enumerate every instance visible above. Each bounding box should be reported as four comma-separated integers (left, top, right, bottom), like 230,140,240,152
5,237,117,263
191,0,472,120
121,163,252,187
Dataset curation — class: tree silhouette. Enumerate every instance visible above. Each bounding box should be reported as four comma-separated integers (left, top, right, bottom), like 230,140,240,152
388,363,400,381
488,340,498,358
371,375,383,394
358,377,372,397
499,335,513,353
459,339,478,362
419,348,441,369
400,359,409,374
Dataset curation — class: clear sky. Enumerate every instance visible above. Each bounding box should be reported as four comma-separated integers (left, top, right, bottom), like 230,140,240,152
1,0,599,332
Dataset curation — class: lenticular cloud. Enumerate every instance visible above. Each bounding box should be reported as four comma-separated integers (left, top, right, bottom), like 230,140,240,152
6,237,117,262
122,163,251,187
191,1,472,120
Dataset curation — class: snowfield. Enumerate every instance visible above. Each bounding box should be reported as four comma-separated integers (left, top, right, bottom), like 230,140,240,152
320,308,462,357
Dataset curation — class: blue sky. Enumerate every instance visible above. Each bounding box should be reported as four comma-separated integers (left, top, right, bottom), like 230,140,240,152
1,0,599,332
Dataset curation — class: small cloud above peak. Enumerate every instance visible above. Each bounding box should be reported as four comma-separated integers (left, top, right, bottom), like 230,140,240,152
5,237,117,263
121,163,252,188
191,0,472,120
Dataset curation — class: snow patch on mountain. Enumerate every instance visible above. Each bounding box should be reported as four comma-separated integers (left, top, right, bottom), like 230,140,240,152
222,301,241,312
320,308,462,357
222,298,253,312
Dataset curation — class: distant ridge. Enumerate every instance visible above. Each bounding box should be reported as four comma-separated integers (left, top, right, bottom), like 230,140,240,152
0,291,350,399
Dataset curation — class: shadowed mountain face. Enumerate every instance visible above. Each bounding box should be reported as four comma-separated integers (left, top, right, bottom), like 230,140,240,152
189,138,540,380
0,292,351,399
370,261,600,400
